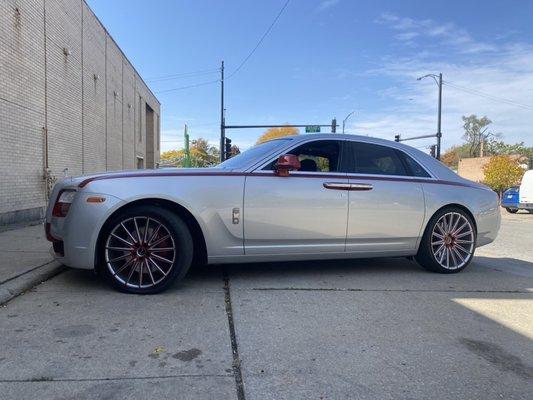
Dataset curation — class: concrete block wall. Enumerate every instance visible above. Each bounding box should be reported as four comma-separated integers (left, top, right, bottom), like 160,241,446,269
0,0,160,225
81,1,106,174
46,0,83,177
0,0,47,223
105,38,123,172
122,61,135,170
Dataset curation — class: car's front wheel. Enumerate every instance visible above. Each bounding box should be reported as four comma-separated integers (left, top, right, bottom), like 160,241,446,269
416,207,476,273
505,207,519,214
100,205,193,294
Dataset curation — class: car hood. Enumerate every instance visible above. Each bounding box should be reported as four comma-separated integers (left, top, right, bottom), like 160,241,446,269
57,168,234,188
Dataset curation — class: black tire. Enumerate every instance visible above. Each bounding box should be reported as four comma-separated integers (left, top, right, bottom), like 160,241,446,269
99,205,193,294
505,207,519,214
416,207,476,274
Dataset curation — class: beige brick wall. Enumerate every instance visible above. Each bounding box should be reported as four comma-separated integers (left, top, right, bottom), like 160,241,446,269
0,0,160,224
82,1,106,174
0,0,47,220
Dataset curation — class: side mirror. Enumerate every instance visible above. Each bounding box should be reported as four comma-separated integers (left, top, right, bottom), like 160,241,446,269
275,154,300,177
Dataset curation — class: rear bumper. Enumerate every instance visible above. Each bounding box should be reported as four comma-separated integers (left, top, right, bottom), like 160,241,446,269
476,203,501,248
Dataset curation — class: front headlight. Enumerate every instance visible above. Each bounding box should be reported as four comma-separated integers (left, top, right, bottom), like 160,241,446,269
52,189,77,217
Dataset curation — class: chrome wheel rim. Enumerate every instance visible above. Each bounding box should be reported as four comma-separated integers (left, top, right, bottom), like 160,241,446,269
105,217,176,289
431,212,475,270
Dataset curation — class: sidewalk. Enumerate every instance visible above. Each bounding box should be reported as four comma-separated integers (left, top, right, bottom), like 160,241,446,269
0,224,64,304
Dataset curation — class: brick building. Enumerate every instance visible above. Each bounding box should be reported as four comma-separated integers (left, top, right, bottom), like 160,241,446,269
457,155,525,182
0,0,160,225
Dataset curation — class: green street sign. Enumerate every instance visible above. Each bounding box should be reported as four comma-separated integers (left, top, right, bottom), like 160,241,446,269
305,125,321,133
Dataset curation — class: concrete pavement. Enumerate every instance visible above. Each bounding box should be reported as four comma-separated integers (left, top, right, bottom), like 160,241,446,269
0,211,532,399
0,224,63,304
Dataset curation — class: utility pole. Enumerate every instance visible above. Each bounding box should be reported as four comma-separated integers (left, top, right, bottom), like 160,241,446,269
219,61,225,162
436,72,442,160
183,124,191,168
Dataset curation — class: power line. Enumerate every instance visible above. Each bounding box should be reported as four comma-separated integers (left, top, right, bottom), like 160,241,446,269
156,79,220,94
146,68,220,82
227,0,290,79
443,80,533,111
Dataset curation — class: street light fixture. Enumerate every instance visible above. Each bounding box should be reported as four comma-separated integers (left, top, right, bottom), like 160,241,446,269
417,73,443,160
342,110,356,134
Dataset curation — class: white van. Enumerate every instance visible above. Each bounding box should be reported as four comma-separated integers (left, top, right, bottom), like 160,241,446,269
519,169,533,211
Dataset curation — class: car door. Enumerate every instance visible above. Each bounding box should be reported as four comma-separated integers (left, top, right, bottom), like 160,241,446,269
243,139,349,255
344,141,426,254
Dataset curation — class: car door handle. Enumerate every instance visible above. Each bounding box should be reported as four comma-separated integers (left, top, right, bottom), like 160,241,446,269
349,183,373,191
323,182,352,190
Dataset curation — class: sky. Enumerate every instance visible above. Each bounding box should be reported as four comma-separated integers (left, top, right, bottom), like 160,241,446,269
87,0,533,153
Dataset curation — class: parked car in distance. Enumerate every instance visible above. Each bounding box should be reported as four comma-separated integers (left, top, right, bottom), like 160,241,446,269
45,134,501,294
519,170,533,212
501,186,520,213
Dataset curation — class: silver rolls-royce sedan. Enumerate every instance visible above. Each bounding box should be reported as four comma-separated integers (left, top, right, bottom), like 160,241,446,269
45,134,500,293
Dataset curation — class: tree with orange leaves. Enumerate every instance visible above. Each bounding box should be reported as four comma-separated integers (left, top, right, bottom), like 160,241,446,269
256,125,299,145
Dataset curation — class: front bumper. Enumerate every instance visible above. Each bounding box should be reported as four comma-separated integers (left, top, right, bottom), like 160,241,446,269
47,192,124,270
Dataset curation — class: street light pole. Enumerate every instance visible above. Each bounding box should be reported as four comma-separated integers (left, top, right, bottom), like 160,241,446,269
417,73,443,160
342,111,356,134
436,72,442,160
220,61,225,163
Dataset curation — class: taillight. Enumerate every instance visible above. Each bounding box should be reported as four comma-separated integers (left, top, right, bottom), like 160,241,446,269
52,189,76,217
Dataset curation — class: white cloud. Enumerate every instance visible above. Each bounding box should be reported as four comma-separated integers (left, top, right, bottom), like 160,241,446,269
376,12,496,54
316,0,340,12
352,13,533,150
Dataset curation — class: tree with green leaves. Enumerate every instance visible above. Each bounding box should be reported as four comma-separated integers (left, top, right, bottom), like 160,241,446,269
462,115,498,157
160,138,220,168
486,140,533,168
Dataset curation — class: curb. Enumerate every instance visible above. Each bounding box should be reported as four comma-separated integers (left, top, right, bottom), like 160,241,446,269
0,261,65,305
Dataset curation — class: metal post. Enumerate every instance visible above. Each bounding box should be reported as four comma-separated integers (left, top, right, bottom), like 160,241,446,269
436,72,442,160
220,61,225,162
184,124,191,168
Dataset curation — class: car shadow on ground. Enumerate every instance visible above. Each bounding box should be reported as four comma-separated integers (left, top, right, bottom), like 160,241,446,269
57,255,533,293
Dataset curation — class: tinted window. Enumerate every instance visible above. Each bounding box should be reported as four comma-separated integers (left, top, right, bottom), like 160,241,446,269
399,152,431,177
352,142,407,176
264,140,341,172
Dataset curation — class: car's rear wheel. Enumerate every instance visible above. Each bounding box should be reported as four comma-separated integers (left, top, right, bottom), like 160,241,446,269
416,207,476,273
100,205,193,294
505,207,519,214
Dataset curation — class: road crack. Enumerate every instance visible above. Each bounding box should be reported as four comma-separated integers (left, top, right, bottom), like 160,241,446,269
223,269,246,400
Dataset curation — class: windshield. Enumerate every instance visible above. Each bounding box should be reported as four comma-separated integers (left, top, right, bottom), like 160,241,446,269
217,139,292,169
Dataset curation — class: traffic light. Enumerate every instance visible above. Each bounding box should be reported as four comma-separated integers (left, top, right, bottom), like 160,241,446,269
430,145,436,158
225,137,232,159
394,134,401,142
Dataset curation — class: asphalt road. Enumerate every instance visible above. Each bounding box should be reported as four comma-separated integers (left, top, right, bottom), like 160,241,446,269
1,210,532,399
